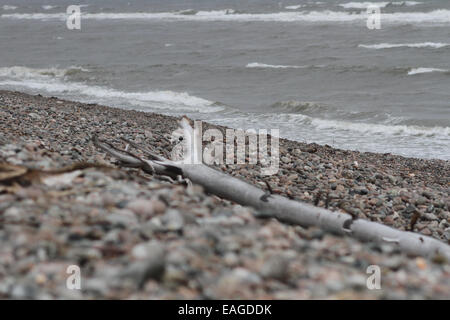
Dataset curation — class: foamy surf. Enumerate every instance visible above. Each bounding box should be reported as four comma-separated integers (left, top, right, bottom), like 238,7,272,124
339,1,422,9
3,9,450,25
407,67,449,75
0,66,90,78
1,5,17,11
246,62,307,69
285,5,305,10
0,66,223,114
42,5,57,10
359,42,450,49
301,115,449,138
208,111,450,160
263,103,450,138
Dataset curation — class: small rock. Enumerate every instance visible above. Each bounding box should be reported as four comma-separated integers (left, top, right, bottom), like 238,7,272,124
117,242,165,288
83,278,109,296
126,199,166,217
423,213,438,221
387,175,397,184
215,268,262,297
223,252,239,267
260,255,291,281
281,156,290,164
4,207,23,221
415,197,427,206
28,112,41,120
106,210,138,227
443,228,450,241
132,241,163,260
346,275,366,290
11,283,37,299
422,191,433,199
405,205,417,214
354,187,368,195
161,210,184,231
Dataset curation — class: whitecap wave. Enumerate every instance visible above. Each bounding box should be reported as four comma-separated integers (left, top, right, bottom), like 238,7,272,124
285,5,305,10
42,5,57,10
260,105,449,138
0,66,222,113
0,65,89,78
359,42,450,49
2,5,17,11
247,112,450,140
339,2,389,9
209,111,450,160
246,62,307,69
3,9,450,25
397,1,423,6
302,115,449,137
339,1,422,9
407,67,449,75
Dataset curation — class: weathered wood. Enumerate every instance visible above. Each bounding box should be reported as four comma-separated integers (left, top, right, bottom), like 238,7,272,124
177,163,450,260
92,121,450,261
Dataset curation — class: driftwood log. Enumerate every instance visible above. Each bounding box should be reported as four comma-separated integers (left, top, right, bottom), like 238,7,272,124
93,119,450,261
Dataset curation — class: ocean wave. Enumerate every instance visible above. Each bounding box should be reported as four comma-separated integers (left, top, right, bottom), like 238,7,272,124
178,9,239,15
42,5,57,10
0,66,223,113
279,113,450,138
359,42,450,49
310,118,449,138
258,99,450,139
285,5,305,10
246,62,307,69
339,1,422,9
0,66,90,78
209,112,450,160
2,5,17,11
407,67,449,75
246,63,448,76
3,9,450,24
269,100,399,123
332,64,449,76
230,110,450,143
269,100,330,114
329,64,408,75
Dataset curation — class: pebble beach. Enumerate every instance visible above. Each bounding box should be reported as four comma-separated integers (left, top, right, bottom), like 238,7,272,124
0,90,449,299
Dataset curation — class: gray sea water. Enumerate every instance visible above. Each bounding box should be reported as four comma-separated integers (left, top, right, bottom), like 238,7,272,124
0,0,449,159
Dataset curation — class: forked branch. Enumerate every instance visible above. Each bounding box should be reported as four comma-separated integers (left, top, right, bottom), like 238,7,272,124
92,120,450,261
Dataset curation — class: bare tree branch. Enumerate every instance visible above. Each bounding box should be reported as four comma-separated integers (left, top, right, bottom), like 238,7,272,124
92,124,450,261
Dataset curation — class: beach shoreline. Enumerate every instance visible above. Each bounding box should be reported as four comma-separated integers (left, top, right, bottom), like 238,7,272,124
0,90,449,299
